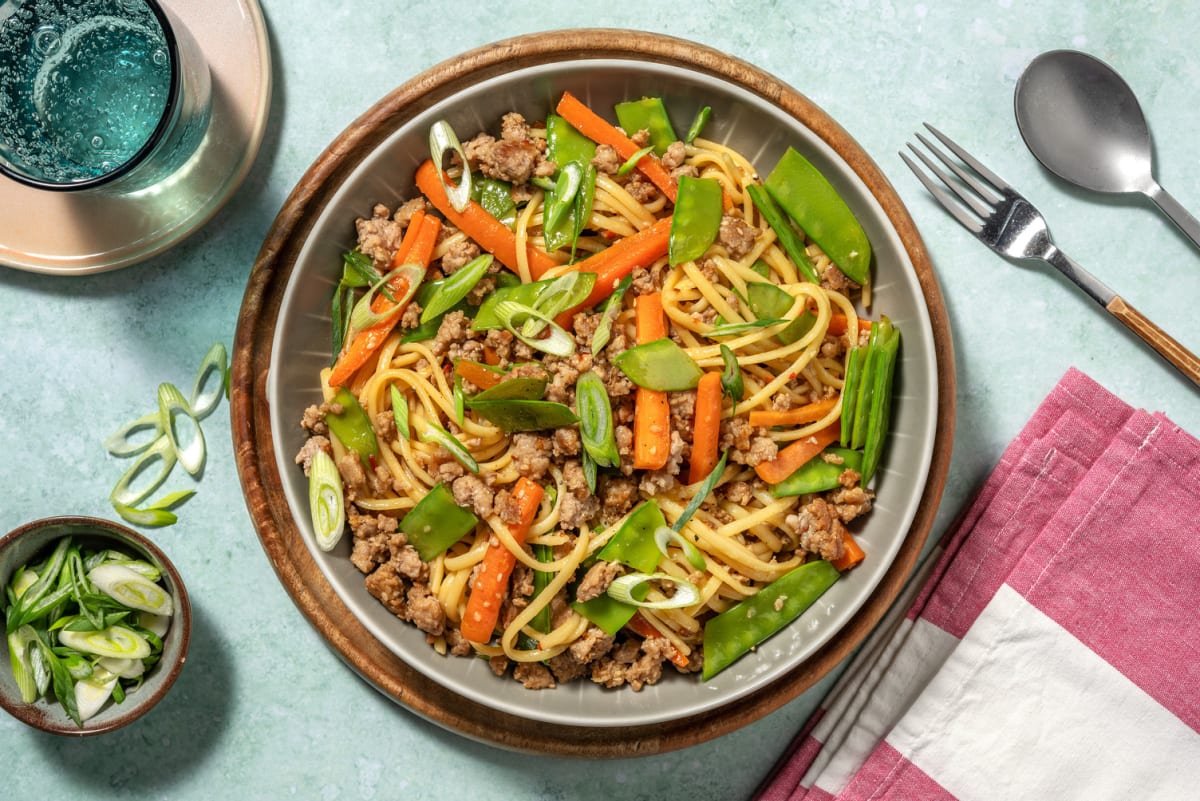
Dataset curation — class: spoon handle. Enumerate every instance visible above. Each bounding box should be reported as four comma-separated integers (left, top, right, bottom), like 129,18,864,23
1106,295,1200,388
1145,182,1200,254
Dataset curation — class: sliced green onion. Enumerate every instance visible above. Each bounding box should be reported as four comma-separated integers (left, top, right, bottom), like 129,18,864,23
158,382,205,477
591,273,632,355
674,449,728,533
111,501,178,528
136,611,171,639
581,448,598,494
6,536,70,632
88,563,175,617
390,385,411,440
543,161,583,231
97,656,145,680
190,342,228,420
74,667,119,723
685,105,712,144
340,249,383,288
307,449,346,552
8,626,40,702
348,263,426,337
62,653,94,680
144,490,195,513
493,300,577,357
529,271,594,334
719,344,744,407
617,145,654,176
706,318,788,338
576,371,620,468
654,525,706,570
103,411,162,458
109,434,177,508
58,626,152,660
429,119,472,213
418,420,479,473
421,254,493,324
606,573,701,609
10,566,38,600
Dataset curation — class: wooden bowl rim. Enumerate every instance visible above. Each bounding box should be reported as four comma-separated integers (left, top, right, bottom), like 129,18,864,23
231,28,955,757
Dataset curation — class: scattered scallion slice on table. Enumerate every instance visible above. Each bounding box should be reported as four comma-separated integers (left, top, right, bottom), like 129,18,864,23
158,382,205,477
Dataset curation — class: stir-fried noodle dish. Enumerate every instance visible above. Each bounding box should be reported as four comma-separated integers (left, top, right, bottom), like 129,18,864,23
296,93,901,690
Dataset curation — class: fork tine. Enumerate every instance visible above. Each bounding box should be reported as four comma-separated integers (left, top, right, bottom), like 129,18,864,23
899,150,983,235
922,123,1015,195
907,137,995,218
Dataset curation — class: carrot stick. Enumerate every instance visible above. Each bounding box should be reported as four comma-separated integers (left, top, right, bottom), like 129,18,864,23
627,613,689,668
554,215,673,328
633,292,671,471
329,214,442,388
388,208,426,269
754,421,841,484
827,314,873,338
748,397,839,429
460,477,545,643
454,359,503,391
687,372,724,484
555,91,677,203
414,159,558,280
830,530,866,571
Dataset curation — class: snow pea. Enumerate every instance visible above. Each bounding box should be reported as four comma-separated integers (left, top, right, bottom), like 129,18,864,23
861,319,900,484
573,501,666,634
701,559,841,680
669,175,723,266
770,447,864,497
614,97,678,155
745,282,816,346
325,387,378,459
467,376,547,402
401,483,479,561
473,177,516,228
613,337,703,391
764,147,872,285
545,114,597,255
746,184,820,284
467,399,578,433
472,272,596,331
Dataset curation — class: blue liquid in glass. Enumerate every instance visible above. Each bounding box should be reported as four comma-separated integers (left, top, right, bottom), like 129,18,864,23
0,1,171,184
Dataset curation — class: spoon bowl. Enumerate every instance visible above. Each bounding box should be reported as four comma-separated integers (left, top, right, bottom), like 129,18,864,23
1014,49,1200,251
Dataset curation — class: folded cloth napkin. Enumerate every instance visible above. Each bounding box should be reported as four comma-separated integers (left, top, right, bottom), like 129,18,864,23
754,367,1200,801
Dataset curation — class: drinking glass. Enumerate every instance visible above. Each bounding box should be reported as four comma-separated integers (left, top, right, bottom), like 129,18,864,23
0,0,211,193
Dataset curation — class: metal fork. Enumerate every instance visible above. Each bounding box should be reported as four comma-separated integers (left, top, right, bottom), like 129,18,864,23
901,123,1200,389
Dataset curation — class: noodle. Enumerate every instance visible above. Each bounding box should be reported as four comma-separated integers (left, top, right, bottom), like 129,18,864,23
297,101,885,691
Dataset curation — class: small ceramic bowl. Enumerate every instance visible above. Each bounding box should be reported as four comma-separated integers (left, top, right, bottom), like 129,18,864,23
0,516,191,736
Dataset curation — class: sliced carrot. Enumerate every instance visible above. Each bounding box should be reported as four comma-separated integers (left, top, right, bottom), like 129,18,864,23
555,91,677,203
482,346,500,366
830,529,866,571
454,359,503,391
554,216,673,328
460,477,545,643
626,613,689,668
388,208,426,269
753,421,841,485
328,214,442,388
414,159,558,280
687,372,724,484
748,397,839,429
827,314,873,338
633,292,671,471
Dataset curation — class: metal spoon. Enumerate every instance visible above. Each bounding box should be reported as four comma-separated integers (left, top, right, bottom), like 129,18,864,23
1013,49,1200,252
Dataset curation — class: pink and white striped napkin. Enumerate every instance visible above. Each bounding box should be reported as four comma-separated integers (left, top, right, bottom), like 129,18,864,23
755,368,1200,801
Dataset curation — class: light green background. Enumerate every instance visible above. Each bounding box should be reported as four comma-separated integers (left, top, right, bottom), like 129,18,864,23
3,1,1199,799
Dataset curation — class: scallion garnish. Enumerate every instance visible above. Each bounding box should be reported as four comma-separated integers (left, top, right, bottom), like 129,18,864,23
673,449,729,533
685,105,712,144
705,318,788,338
307,449,346,552
420,254,493,324
103,411,162,458
653,525,706,570
493,300,577,357
158,382,205,477
109,435,177,508
57,626,152,660
543,161,583,231
719,344,744,409
390,384,411,440
87,563,175,616
418,419,479,474
606,573,701,609
190,342,228,420
576,371,620,468
617,145,655,176
429,119,472,213
590,273,632,355
348,263,426,337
